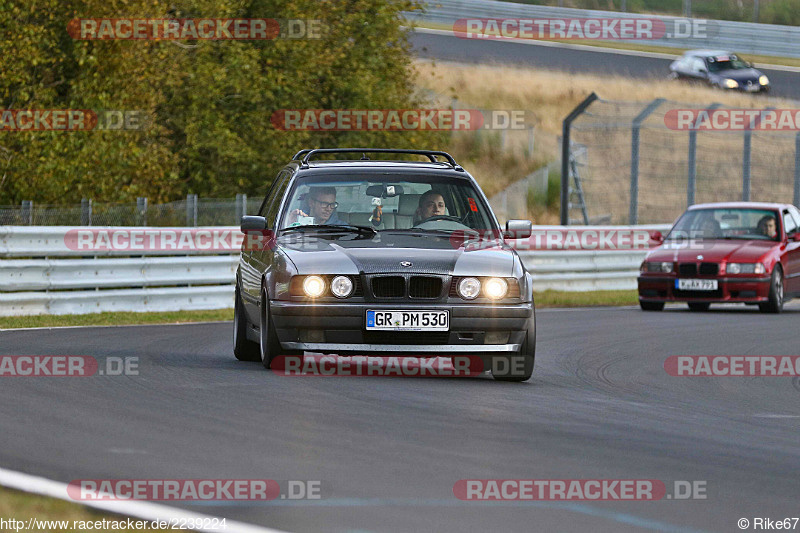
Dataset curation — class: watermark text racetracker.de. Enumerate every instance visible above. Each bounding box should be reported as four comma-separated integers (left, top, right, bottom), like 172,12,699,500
454,479,707,500
1,109,150,131
0,517,227,532
0,356,138,377
665,356,800,377
453,17,713,40
270,109,533,131
68,479,322,501
665,109,800,131
67,18,326,40
64,228,275,253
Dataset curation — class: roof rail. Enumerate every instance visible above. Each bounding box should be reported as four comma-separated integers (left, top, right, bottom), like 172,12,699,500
291,149,314,161
297,148,464,171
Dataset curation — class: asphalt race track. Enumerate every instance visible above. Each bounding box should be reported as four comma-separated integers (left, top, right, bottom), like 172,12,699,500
2,303,799,532
410,29,800,101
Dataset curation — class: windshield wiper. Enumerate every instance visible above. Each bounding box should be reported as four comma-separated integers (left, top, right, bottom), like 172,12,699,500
279,224,377,237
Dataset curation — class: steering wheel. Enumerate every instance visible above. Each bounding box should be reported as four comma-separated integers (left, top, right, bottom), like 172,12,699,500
415,215,464,225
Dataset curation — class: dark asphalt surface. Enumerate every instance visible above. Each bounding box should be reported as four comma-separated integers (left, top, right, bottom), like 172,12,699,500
2,303,800,532
410,30,800,101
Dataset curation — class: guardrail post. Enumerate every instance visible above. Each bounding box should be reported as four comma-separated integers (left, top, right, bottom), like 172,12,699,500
742,130,752,201
21,200,33,225
137,197,148,226
630,98,665,225
561,92,598,225
81,198,92,226
235,193,247,224
527,126,535,159
687,130,697,207
795,132,800,208
186,194,198,227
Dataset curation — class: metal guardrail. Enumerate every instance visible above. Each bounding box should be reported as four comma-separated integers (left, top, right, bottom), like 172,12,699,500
408,0,800,59
0,225,667,316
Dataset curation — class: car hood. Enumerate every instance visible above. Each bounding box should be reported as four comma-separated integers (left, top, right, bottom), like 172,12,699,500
278,233,516,277
711,68,761,83
647,239,777,263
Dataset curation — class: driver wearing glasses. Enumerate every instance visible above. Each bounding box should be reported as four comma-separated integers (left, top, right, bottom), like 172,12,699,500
288,186,346,226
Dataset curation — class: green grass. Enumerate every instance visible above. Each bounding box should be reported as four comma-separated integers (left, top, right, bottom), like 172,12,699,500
0,309,232,330
0,291,639,331
0,485,161,532
534,289,639,307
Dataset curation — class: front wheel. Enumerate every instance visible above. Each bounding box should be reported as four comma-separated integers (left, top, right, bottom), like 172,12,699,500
259,286,283,369
233,284,260,361
640,301,665,311
759,267,784,314
491,316,535,382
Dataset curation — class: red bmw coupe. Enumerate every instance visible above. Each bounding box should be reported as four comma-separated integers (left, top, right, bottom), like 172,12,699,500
638,202,800,313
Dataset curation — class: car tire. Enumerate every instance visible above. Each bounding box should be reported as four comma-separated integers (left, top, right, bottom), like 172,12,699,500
759,267,784,314
259,286,283,369
233,284,261,362
640,301,665,311
687,302,710,312
491,315,535,382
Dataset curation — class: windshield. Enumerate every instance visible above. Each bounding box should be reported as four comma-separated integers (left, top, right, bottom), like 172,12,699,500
278,174,498,234
667,208,780,241
707,55,749,72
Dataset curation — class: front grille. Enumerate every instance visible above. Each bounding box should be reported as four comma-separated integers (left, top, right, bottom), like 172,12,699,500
409,276,443,298
363,331,450,345
699,262,719,276
371,276,404,298
679,263,697,276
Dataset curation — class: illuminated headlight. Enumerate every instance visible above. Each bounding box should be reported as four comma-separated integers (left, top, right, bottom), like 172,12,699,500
642,261,673,273
723,79,739,89
302,275,326,298
759,75,769,86
457,277,481,300
484,278,509,300
727,263,765,275
330,275,353,298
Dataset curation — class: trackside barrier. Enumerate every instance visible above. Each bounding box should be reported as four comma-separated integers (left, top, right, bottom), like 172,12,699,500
407,0,800,59
0,225,669,316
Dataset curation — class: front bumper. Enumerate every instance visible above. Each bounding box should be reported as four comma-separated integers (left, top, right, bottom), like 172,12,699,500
637,275,771,303
270,301,533,354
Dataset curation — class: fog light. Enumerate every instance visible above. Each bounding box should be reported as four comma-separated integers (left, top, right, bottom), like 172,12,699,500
484,278,509,300
331,275,353,298
457,277,481,300
484,331,509,344
303,275,326,298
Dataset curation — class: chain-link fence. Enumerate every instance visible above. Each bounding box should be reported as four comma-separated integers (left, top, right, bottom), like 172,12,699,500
563,95,800,225
0,195,264,227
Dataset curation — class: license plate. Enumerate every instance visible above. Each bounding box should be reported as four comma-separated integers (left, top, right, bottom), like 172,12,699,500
366,310,449,331
676,279,718,291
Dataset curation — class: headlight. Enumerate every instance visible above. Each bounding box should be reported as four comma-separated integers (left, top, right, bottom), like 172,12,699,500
484,278,508,300
302,275,326,298
726,263,765,275
457,277,481,300
723,78,739,89
330,275,353,298
759,75,769,86
642,261,673,273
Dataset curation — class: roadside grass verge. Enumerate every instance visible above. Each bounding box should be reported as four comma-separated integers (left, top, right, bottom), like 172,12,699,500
0,309,232,330
0,291,640,330
534,289,639,307
0,485,161,532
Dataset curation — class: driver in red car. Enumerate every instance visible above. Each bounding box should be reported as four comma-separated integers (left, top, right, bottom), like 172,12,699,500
415,190,446,223
757,215,778,239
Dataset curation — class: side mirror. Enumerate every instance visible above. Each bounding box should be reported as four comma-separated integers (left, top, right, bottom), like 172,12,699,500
504,220,532,239
652,231,664,243
240,215,267,231
793,233,800,242
698,68,708,75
